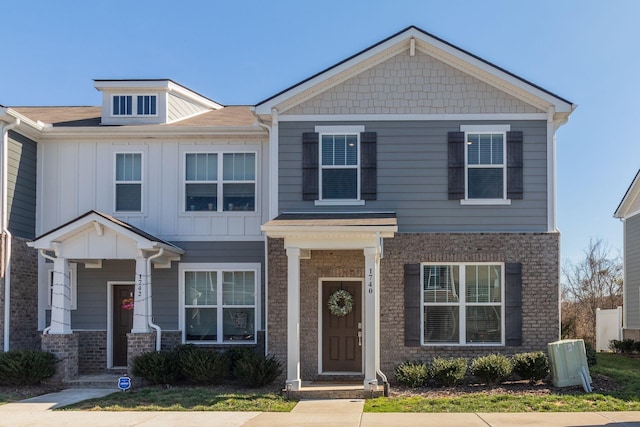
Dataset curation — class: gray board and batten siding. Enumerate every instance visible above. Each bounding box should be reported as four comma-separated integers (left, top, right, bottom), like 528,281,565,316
279,120,548,232
47,241,265,332
7,130,37,239
625,213,640,329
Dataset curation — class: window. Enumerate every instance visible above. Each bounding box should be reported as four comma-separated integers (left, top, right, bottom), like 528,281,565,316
47,263,77,310
448,126,522,204
112,95,157,116
185,152,255,212
115,153,142,212
466,132,505,199
137,95,157,115
181,264,259,343
320,133,359,200
113,95,132,116
422,263,503,345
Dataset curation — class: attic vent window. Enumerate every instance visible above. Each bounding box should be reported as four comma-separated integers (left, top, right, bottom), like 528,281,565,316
112,94,157,117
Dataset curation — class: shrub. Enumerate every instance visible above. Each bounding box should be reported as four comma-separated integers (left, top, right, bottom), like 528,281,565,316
233,352,283,387
179,347,230,384
430,357,467,387
0,350,56,386
394,361,430,388
224,346,257,376
132,350,181,385
512,352,549,383
470,354,512,385
610,338,636,354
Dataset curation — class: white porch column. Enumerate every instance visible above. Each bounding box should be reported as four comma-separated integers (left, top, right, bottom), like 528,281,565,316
131,257,151,333
49,257,72,334
286,246,301,390
364,247,380,390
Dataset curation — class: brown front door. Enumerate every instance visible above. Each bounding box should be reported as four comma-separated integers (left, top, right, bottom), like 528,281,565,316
113,285,134,367
322,281,362,372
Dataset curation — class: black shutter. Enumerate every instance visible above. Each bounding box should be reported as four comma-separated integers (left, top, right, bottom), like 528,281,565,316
360,132,377,201
507,131,523,200
448,132,465,200
505,262,523,346
404,263,421,347
302,132,319,201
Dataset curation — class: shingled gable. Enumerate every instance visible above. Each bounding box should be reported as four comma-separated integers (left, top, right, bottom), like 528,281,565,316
255,25,575,120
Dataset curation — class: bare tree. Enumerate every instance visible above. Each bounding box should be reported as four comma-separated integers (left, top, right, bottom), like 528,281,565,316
561,238,623,345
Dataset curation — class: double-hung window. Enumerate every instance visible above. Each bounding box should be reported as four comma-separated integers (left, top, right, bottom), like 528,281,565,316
422,263,503,345
112,95,157,116
466,132,505,199
115,153,142,212
185,152,255,212
181,264,259,343
320,133,359,200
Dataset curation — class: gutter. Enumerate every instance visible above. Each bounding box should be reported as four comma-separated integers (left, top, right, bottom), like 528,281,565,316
2,118,20,352
146,248,164,351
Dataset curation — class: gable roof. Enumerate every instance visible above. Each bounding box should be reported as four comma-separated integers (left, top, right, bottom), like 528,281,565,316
255,25,575,119
614,170,640,219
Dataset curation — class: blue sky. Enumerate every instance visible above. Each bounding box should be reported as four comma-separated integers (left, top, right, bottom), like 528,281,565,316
1,0,637,265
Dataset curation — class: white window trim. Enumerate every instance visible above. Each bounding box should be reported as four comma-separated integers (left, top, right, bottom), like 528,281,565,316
183,151,257,214
420,262,505,347
47,263,77,310
461,125,511,205
111,94,159,117
114,152,144,213
315,125,364,204
178,262,261,345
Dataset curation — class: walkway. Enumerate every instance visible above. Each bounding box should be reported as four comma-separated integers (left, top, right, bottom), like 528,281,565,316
0,389,639,426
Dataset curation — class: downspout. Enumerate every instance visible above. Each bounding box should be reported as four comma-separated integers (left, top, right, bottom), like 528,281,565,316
146,248,164,351
2,118,20,352
375,232,389,397
38,249,56,335
254,115,272,356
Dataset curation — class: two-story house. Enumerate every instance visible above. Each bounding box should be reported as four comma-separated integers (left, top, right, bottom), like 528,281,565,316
615,170,640,340
0,26,574,391
1,80,269,379
256,26,574,391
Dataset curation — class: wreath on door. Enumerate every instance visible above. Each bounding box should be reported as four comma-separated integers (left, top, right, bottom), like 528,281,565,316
327,289,354,317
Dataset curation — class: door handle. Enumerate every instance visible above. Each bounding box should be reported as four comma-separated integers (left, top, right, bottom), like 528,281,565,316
357,331,362,346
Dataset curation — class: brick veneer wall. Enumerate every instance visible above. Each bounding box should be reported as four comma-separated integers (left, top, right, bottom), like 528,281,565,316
77,331,107,374
267,232,560,381
0,235,39,351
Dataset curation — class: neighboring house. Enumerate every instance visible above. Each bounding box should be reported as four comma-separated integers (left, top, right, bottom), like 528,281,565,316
614,170,640,340
0,26,574,391
256,26,574,391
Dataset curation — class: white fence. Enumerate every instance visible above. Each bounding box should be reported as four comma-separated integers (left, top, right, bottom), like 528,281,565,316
595,307,623,352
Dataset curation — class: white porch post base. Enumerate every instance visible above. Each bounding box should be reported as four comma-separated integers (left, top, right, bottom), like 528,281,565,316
364,378,378,391
285,378,302,391
286,247,301,389
131,257,150,333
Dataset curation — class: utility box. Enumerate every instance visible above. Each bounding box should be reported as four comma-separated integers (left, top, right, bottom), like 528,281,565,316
547,339,592,389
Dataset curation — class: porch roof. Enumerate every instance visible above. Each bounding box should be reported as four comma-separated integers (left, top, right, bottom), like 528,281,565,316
261,212,397,239
28,210,184,265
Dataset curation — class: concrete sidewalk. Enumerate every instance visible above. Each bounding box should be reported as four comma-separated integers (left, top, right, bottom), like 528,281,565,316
0,389,639,426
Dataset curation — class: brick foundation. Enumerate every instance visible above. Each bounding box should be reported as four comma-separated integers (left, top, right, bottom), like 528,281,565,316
77,331,107,374
267,232,560,381
127,332,156,374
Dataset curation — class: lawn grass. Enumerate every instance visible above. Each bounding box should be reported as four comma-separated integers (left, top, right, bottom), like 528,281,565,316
62,387,296,412
364,353,640,413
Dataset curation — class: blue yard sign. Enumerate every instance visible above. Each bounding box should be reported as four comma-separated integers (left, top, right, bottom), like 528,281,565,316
118,375,131,391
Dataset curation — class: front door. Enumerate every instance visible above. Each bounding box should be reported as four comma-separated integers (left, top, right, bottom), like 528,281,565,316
322,281,362,373
113,285,134,367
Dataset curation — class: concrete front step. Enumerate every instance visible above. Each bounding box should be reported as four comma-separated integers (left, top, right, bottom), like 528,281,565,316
282,381,386,400
64,374,134,390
